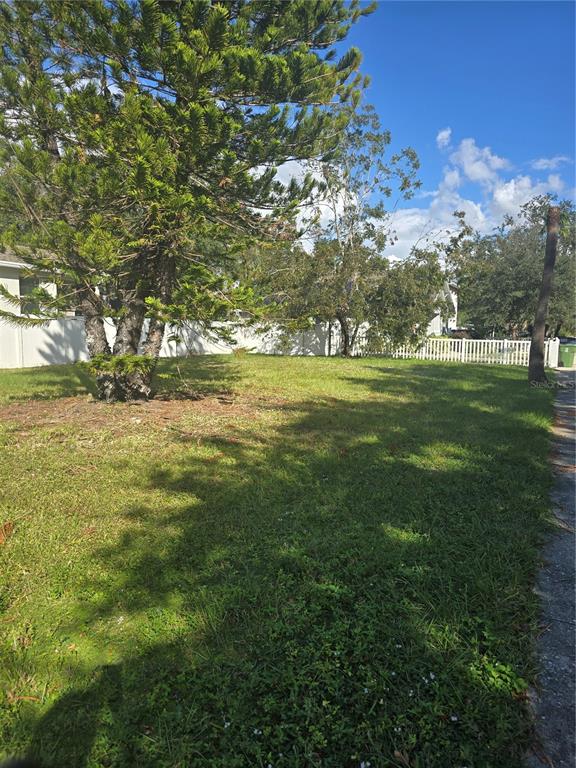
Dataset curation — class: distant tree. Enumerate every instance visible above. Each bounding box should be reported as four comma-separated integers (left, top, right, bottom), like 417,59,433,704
304,105,420,355
0,0,373,399
248,105,435,355
247,238,446,356
453,197,575,338
248,237,387,354
364,249,448,352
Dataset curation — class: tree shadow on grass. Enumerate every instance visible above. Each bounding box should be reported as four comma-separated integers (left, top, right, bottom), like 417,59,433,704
21,364,553,768
0,356,239,405
153,355,241,399
0,363,96,402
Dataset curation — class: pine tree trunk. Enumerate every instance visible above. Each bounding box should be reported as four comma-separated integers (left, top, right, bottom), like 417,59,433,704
112,293,146,357
94,370,151,403
101,292,150,402
132,317,167,400
142,318,166,358
101,253,174,402
81,250,174,402
528,207,560,384
80,292,118,401
138,253,174,392
84,314,111,356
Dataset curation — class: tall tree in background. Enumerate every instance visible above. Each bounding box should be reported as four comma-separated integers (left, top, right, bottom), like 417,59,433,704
247,237,446,356
453,197,575,339
528,206,561,384
363,249,447,353
304,105,420,355
0,0,373,399
248,105,429,355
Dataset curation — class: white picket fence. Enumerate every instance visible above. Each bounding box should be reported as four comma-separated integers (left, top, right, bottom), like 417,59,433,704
375,337,560,367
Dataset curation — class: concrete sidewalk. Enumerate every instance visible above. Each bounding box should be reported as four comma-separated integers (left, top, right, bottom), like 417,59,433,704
527,368,575,768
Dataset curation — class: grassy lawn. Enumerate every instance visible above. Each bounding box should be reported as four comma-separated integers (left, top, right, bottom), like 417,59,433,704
0,356,554,768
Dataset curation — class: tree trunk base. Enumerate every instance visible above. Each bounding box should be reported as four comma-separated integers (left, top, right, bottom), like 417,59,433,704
96,372,153,402
528,367,548,385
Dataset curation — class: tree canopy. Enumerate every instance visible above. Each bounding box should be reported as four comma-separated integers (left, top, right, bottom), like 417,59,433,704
0,0,373,398
452,197,575,338
246,106,443,355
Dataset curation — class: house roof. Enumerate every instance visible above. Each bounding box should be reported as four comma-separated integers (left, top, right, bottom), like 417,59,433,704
0,249,28,269
0,249,27,264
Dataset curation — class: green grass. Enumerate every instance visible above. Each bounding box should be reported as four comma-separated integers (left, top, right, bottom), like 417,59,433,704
0,356,555,768
0,362,95,404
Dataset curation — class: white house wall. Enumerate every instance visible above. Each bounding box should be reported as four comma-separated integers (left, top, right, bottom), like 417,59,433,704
427,313,443,336
0,265,23,367
0,265,21,315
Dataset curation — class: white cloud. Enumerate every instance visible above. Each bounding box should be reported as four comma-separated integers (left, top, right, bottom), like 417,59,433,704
273,160,347,250
491,173,565,218
274,135,570,263
436,127,452,150
386,135,570,260
386,179,488,261
449,138,510,186
274,159,310,186
531,155,571,171
430,190,487,232
546,173,566,193
386,208,432,260
438,167,461,191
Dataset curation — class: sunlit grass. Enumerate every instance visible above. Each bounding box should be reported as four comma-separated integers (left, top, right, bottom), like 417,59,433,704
0,356,554,767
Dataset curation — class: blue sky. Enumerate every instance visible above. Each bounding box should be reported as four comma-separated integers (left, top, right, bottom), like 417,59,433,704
343,0,576,256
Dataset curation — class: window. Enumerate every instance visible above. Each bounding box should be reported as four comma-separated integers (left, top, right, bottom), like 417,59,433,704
19,275,41,315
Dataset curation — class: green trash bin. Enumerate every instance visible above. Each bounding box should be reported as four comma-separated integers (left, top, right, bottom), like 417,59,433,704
558,342,576,368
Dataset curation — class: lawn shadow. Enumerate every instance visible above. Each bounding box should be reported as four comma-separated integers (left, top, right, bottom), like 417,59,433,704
153,355,240,398
0,355,239,405
0,363,96,402
21,363,553,767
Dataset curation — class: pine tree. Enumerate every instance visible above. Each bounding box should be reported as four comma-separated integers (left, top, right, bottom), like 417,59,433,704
0,0,373,399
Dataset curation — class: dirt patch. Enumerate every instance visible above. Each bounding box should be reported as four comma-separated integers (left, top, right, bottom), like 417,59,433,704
0,521,15,545
0,393,257,434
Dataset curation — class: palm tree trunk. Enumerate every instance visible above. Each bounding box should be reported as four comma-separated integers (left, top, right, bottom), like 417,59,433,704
528,207,560,384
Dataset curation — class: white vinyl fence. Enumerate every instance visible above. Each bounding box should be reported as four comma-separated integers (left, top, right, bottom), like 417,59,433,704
0,318,335,369
0,317,560,369
376,337,560,368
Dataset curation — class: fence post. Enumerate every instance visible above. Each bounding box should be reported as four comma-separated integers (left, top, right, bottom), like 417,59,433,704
546,337,560,368
460,338,466,362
